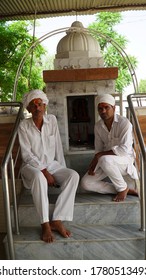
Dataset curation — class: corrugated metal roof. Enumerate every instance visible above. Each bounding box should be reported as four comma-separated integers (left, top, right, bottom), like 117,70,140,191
0,0,146,21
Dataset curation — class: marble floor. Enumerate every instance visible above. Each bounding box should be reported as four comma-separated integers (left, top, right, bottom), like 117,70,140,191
8,223,145,260
5,189,144,260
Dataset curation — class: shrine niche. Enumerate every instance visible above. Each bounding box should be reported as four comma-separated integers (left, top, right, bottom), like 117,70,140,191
67,95,94,150
71,97,90,122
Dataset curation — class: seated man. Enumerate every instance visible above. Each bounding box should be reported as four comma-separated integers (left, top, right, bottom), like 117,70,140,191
18,89,79,243
80,93,138,202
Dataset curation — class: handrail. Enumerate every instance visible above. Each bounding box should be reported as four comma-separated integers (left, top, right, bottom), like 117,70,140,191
1,102,23,260
127,94,146,234
127,94,146,160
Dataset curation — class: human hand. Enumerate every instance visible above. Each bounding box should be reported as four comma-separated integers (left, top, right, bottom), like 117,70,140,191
88,155,98,175
41,169,56,186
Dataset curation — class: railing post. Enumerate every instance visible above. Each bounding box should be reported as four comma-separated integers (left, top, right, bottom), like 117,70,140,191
1,102,23,259
139,154,145,231
2,165,15,260
9,154,20,235
144,159,146,260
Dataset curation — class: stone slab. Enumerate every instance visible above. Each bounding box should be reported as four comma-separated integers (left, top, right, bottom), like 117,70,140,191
7,224,145,260
17,191,140,227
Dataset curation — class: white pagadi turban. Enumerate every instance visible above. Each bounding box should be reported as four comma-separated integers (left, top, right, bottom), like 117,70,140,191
97,94,115,106
22,89,49,109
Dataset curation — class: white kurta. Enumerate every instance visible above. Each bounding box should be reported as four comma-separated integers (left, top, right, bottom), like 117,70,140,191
18,114,79,224
81,114,138,194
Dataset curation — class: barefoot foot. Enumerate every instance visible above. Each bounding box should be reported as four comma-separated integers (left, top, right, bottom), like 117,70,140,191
113,187,129,202
50,220,71,238
41,222,55,243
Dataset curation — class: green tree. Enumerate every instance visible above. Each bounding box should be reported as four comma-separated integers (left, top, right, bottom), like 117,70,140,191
0,21,47,102
88,12,138,93
139,79,146,93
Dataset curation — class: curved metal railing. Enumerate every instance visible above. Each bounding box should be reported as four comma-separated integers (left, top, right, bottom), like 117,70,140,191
1,102,23,259
13,26,138,101
127,94,146,233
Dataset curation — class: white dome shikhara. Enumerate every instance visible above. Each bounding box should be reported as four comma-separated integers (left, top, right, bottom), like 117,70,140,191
55,21,103,66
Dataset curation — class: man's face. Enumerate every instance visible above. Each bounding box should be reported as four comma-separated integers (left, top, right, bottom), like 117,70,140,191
98,102,115,121
27,98,46,116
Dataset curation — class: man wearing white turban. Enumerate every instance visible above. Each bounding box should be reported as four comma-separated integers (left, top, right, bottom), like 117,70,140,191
18,89,79,243
81,93,138,202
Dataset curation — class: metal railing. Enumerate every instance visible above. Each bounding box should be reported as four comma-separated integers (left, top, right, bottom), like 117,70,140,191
1,102,23,259
127,94,146,233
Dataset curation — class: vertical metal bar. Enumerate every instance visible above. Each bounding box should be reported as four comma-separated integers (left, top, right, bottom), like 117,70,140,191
139,154,145,231
144,160,146,260
127,94,146,241
1,102,23,259
9,154,20,235
2,166,15,260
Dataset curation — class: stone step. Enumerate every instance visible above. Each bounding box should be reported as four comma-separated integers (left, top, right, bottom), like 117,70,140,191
5,223,145,260
17,189,140,227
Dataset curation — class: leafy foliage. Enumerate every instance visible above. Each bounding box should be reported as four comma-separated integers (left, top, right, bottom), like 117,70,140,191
0,21,47,101
88,12,138,93
139,79,146,93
